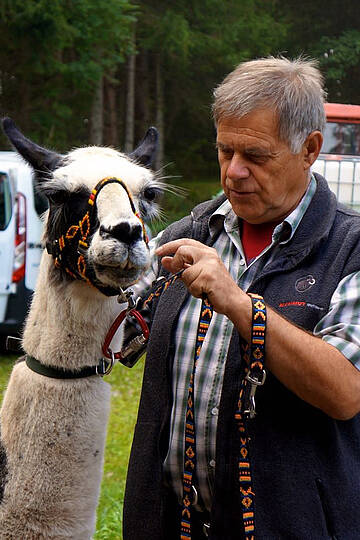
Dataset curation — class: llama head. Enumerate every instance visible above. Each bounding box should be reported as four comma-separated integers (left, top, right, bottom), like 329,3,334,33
2,118,162,294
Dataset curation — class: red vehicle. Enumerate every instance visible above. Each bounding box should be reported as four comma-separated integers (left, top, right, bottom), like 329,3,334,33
312,103,360,207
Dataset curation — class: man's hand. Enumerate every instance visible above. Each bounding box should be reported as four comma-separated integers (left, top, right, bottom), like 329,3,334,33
156,238,250,319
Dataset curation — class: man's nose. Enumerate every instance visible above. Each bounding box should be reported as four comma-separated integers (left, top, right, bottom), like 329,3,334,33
226,155,250,180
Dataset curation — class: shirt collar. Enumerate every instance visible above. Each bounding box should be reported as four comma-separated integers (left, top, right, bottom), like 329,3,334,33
209,174,317,244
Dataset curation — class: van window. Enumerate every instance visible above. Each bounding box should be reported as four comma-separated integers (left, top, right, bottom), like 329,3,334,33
322,122,360,155
0,172,13,230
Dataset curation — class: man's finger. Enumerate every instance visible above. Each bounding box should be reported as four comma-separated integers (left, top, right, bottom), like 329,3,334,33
156,238,205,256
160,247,195,273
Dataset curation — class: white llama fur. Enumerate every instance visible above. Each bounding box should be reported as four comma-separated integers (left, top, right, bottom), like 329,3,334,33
0,128,159,538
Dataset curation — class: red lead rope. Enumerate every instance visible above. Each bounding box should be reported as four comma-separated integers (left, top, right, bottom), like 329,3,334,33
102,308,150,361
101,270,184,362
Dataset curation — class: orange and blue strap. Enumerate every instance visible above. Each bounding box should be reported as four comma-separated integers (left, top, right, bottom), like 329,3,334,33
235,292,267,540
180,297,213,539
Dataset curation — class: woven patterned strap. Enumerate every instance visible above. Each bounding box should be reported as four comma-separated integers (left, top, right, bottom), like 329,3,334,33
180,297,213,540
143,271,183,308
235,293,267,540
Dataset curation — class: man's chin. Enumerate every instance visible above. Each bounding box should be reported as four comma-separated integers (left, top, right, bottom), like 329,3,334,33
228,195,262,222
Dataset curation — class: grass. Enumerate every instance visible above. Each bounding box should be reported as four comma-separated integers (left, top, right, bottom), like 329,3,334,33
94,358,145,539
0,178,221,538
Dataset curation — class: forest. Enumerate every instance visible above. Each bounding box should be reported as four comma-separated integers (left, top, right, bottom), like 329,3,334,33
0,0,359,180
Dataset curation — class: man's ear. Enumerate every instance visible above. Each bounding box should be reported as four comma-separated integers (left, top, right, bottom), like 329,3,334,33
303,130,323,170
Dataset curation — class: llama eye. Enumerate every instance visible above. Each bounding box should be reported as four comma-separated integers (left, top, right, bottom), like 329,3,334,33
143,187,157,201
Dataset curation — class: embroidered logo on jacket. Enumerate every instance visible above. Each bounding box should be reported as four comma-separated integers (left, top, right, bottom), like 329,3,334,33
295,274,316,292
278,301,324,311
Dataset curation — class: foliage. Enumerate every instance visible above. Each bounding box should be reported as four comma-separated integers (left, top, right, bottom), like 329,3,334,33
316,31,360,104
274,0,360,104
0,0,136,149
134,0,287,177
0,0,359,182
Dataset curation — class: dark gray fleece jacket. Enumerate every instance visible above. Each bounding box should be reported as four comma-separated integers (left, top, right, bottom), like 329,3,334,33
123,174,360,540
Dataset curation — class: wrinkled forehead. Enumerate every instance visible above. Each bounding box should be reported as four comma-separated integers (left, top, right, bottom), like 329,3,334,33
52,146,153,194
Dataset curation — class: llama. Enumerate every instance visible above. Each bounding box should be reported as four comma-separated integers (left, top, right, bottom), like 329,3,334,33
0,118,161,539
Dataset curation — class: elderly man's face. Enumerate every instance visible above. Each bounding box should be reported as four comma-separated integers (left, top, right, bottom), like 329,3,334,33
216,108,312,224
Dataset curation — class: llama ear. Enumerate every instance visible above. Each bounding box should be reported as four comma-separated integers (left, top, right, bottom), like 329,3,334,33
2,117,62,174
129,126,158,167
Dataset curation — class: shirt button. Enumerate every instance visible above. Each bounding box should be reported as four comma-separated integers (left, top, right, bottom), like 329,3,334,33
209,459,216,468
211,407,219,416
239,259,245,266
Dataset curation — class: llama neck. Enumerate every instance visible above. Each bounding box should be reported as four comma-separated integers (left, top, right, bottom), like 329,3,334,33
22,253,122,370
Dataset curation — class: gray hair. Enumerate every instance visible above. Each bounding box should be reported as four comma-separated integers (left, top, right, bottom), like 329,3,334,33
212,56,326,153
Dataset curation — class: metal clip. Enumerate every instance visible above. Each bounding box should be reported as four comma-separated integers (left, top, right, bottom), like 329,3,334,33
192,485,198,506
120,334,147,358
243,369,267,419
117,288,135,309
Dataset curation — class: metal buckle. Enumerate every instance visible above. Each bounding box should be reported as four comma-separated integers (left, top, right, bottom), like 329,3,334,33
96,352,114,376
243,368,267,419
202,521,210,537
6,335,22,352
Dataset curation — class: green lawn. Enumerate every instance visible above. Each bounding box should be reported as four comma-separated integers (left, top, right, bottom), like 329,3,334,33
0,353,144,540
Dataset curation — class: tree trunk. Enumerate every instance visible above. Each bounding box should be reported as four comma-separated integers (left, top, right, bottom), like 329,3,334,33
104,73,118,147
154,53,164,171
90,75,104,145
124,44,136,152
136,49,151,141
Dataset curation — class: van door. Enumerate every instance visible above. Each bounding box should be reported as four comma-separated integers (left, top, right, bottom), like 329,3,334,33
0,171,16,323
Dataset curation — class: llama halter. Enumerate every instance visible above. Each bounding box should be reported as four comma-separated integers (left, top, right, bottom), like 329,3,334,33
46,176,148,297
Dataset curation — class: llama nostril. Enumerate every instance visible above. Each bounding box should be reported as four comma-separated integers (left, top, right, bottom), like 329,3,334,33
107,222,142,244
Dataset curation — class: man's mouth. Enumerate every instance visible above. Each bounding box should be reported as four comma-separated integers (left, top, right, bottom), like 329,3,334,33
229,188,255,196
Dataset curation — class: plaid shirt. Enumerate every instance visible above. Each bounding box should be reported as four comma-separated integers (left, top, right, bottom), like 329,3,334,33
129,175,360,512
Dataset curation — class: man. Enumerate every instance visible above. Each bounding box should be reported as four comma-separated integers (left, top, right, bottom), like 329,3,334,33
123,57,360,539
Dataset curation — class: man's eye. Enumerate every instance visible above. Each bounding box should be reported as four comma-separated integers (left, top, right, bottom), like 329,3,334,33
247,154,267,164
221,149,233,158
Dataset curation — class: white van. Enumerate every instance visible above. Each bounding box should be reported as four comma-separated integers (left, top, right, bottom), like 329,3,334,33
0,151,45,341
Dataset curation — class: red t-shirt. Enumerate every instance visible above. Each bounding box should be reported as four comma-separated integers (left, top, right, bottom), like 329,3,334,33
241,220,279,264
